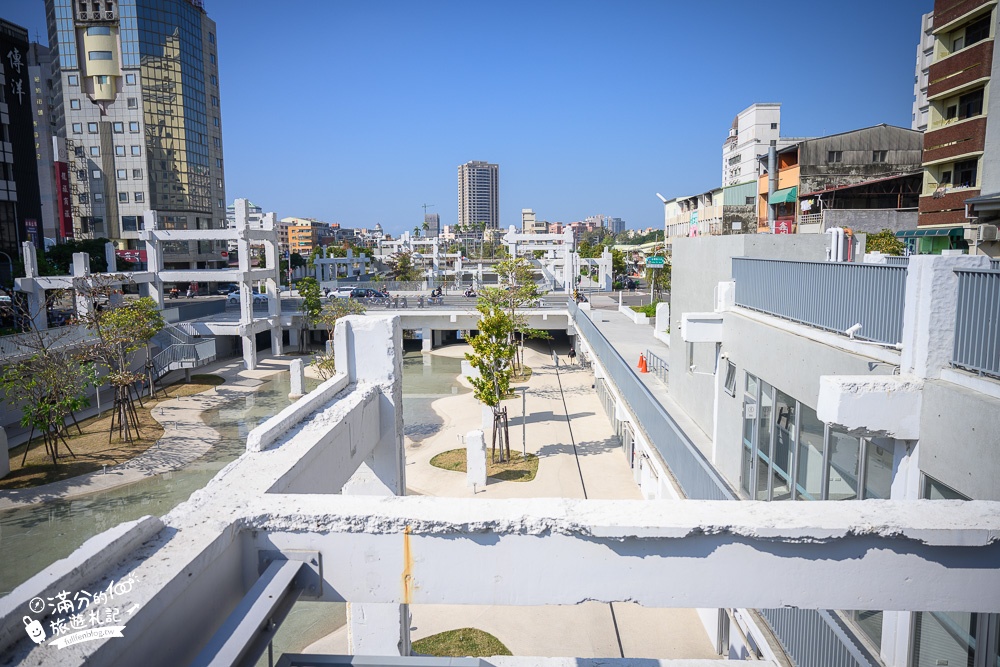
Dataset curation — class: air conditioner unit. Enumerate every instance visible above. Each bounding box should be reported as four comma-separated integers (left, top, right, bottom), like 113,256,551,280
979,224,998,242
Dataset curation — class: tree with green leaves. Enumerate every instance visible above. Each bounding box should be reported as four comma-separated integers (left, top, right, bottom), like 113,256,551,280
466,301,515,463
645,259,671,303
0,292,98,465
82,291,164,444
477,256,544,375
297,277,323,352
385,250,422,282
866,228,905,256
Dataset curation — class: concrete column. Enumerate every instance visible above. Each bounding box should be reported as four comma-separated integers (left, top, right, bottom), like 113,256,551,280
335,314,409,656
466,429,486,489
142,211,165,308
900,254,990,379
241,330,257,371
71,252,92,320
20,242,46,331
421,327,432,353
288,358,305,400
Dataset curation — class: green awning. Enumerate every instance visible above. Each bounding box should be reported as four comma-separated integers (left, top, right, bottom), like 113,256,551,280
768,186,797,205
895,227,964,238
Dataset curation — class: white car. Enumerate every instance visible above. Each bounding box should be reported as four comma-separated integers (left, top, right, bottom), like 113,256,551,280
227,292,268,305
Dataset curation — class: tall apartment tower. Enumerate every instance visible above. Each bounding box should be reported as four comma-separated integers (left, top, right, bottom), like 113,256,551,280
912,12,935,132
0,20,45,259
44,0,227,268
424,212,440,237
918,0,998,230
457,160,499,232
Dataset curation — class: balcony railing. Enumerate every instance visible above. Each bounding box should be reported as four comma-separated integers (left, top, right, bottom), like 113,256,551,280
732,258,908,345
952,266,1000,379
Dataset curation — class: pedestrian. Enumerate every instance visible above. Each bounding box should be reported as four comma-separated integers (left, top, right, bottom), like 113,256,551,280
568,347,577,364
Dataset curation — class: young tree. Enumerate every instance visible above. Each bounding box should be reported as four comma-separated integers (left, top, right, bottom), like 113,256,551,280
477,256,540,374
311,297,366,380
866,228,906,256
297,277,323,352
465,302,515,463
82,289,164,444
645,260,671,303
385,251,422,282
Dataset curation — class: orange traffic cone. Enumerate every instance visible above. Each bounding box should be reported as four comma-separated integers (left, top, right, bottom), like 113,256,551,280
638,354,648,373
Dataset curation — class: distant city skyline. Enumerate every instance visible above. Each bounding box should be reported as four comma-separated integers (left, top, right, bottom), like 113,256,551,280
2,0,929,235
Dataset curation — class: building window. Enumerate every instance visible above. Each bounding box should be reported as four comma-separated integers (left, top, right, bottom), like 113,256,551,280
77,169,86,180
70,99,81,110
723,360,737,396
958,88,984,120
79,193,89,204
92,169,102,179
127,97,137,109
963,15,991,49
213,116,219,127
87,122,98,133
134,192,144,203
130,145,140,156
828,151,843,163
90,146,100,156
211,95,218,107
129,121,139,133
112,121,123,133
74,146,85,157
115,145,125,156
88,51,113,61
132,168,142,179
121,215,138,232
216,158,222,168
117,169,127,179
68,75,78,86
209,53,216,64
210,74,217,86
217,178,223,188
955,159,979,188
119,192,128,203
72,122,83,134
125,73,136,85
872,150,887,163
745,196,755,206
213,137,221,148
94,192,103,202
217,198,224,208
770,122,777,130
86,26,111,36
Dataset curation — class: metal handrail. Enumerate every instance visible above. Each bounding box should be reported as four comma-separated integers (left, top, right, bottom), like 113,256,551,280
952,267,1000,378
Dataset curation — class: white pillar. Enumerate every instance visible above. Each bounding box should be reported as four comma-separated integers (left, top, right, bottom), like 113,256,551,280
466,429,486,489
241,329,257,371
20,242,47,331
421,327,432,353
335,315,409,656
142,211,165,308
72,252,92,320
288,358,305,400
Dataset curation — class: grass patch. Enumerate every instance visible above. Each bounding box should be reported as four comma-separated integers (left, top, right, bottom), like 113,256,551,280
511,366,532,383
631,302,662,317
1,375,225,490
412,628,512,657
429,448,538,482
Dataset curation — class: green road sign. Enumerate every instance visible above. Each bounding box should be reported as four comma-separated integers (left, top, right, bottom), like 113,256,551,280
646,256,665,267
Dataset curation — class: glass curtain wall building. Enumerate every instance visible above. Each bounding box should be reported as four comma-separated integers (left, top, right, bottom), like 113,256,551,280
44,0,226,268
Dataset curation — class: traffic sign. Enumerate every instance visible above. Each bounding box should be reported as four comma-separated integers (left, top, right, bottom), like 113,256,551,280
646,256,665,267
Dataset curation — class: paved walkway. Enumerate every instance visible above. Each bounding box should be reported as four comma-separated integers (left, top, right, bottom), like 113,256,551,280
305,342,718,660
0,355,295,510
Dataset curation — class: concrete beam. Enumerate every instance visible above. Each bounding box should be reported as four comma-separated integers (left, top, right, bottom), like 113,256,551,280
244,495,1000,613
140,229,239,242
817,374,923,440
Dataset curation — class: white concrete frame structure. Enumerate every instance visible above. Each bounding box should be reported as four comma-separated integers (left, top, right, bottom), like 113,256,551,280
314,249,373,286
140,209,281,370
0,314,998,667
377,232,464,285
500,225,598,294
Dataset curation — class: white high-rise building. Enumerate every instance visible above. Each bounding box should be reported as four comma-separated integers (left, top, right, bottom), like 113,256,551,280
721,103,794,188
912,12,934,132
457,160,499,232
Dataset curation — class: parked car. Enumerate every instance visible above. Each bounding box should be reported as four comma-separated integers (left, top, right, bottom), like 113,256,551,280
216,284,238,296
350,288,384,300
227,291,268,305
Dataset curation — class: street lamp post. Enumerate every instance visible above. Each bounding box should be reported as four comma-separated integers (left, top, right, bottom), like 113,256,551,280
515,386,528,460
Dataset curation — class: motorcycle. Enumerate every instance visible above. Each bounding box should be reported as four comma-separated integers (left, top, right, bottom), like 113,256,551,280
464,288,477,298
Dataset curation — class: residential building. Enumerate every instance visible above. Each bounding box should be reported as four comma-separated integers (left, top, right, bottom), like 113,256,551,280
283,216,329,256
44,0,227,268
521,208,547,234
917,0,1000,257
457,160,499,232
662,189,723,243
0,19,45,259
913,12,935,132
757,125,923,235
608,217,625,235
721,103,796,188
423,212,440,237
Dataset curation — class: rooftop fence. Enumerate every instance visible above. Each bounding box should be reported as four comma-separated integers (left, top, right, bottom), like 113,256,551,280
732,257,907,346
953,266,1000,379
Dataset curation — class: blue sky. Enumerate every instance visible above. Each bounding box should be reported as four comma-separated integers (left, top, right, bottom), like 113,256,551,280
6,1,930,234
